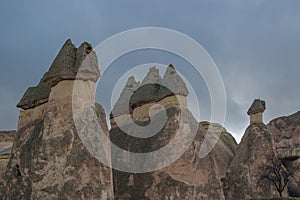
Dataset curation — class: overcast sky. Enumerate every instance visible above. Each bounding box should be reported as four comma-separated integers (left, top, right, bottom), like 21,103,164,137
0,0,299,142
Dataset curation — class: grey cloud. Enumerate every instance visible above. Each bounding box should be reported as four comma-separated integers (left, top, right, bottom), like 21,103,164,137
0,1,299,143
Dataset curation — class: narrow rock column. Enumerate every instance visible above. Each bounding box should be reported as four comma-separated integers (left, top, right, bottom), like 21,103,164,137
247,99,266,124
222,99,280,199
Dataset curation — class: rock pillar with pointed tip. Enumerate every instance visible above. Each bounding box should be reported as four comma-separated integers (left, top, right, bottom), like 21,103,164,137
247,99,266,124
2,39,113,200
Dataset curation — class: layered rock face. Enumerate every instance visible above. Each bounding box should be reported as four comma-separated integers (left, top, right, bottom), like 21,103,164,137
110,66,237,200
222,100,279,199
267,111,300,161
1,40,113,199
267,111,300,197
0,131,15,176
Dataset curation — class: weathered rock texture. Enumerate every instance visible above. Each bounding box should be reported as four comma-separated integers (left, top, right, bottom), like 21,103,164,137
267,111,300,197
3,39,299,200
0,131,15,176
16,81,51,110
267,111,300,161
110,67,237,200
248,99,266,125
110,65,188,123
0,40,113,199
41,39,99,87
223,100,279,199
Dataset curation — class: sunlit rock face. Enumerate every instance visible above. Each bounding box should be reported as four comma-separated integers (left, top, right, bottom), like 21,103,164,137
267,111,300,197
0,40,113,200
110,66,237,200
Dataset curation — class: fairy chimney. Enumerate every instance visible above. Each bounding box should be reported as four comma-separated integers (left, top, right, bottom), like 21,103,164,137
247,99,266,124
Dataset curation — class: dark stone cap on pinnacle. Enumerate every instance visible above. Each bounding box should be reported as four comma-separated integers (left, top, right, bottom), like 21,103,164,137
42,39,100,87
110,64,189,117
247,99,266,115
161,64,189,96
17,39,100,110
16,81,51,110
141,66,163,85
110,76,139,118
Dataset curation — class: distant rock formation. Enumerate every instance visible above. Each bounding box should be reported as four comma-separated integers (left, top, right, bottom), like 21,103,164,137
0,131,15,177
222,99,279,199
110,66,237,200
267,111,300,197
1,40,113,200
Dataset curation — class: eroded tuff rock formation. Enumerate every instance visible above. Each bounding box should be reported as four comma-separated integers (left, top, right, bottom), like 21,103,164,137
222,99,281,199
0,40,113,199
0,131,15,176
247,99,266,125
267,111,300,197
1,39,299,200
110,66,237,200
267,111,300,161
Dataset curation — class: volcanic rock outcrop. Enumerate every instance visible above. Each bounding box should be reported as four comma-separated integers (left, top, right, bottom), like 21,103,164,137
247,99,266,125
110,66,237,200
267,111,300,197
0,131,15,177
4,39,299,200
222,99,279,199
0,40,113,199
267,111,300,161
110,65,188,128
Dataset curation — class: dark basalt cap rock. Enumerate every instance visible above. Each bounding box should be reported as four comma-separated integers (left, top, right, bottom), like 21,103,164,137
17,81,51,110
111,65,189,117
110,76,139,117
126,76,139,89
41,39,76,86
141,66,162,85
161,64,189,96
75,42,100,82
139,64,189,98
42,39,100,87
247,99,266,115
